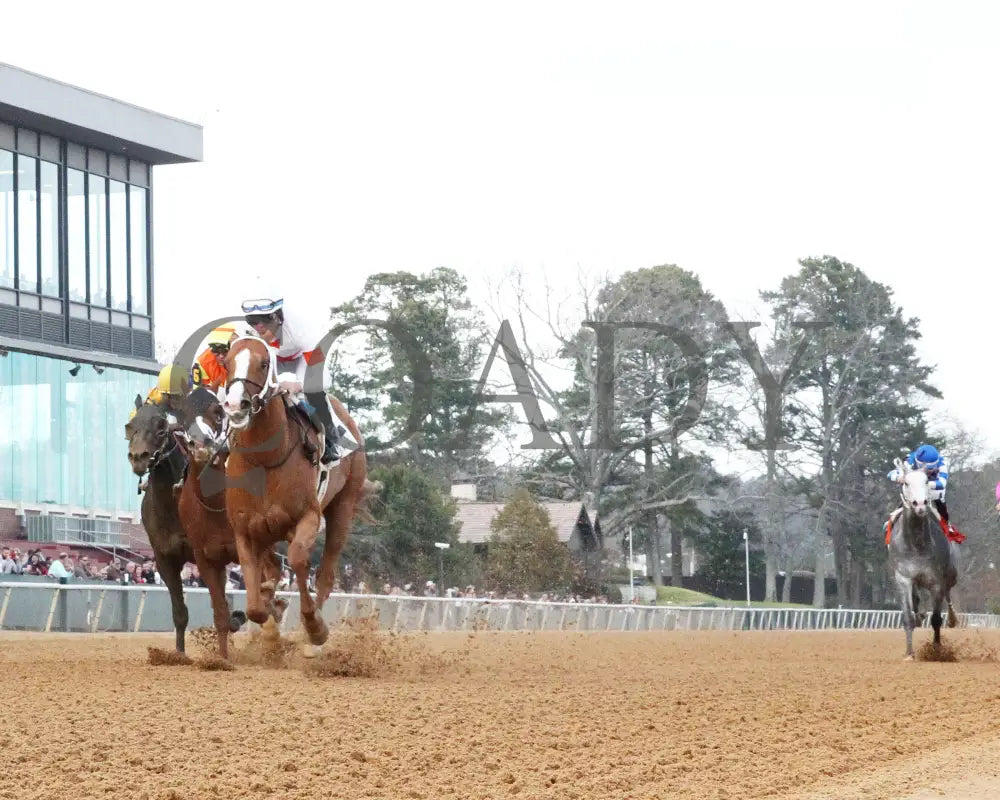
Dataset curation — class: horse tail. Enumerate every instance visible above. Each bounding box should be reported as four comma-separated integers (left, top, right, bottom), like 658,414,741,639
355,478,383,526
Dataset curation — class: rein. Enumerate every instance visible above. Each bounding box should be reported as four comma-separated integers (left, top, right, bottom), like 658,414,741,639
227,400,307,471
136,428,181,495
191,454,227,513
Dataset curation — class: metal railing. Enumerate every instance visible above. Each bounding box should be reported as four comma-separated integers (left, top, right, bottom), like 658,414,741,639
24,514,126,547
2,582,999,635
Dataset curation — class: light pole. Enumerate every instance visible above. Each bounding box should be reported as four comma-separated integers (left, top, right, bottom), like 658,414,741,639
743,529,750,607
628,526,634,602
434,542,450,594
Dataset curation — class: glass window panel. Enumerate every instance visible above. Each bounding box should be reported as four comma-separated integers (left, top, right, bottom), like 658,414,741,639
39,160,58,296
88,174,107,306
0,351,143,515
67,168,87,302
129,159,148,187
129,186,147,314
109,154,127,181
88,148,107,176
109,179,127,311
39,134,59,163
66,142,86,170
16,129,38,157
17,154,37,292
0,149,12,289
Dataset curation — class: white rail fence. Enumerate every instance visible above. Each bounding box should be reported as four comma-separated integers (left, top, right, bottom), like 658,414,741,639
2,582,999,634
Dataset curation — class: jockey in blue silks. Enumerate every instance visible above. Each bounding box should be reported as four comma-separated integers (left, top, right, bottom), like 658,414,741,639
886,443,961,539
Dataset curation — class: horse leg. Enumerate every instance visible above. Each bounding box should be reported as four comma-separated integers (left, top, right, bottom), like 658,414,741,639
157,554,189,654
233,533,267,626
931,591,944,648
896,574,916,660
315,492,355,610
947,592,959,628
259,549,288,623
911,586,924,627
195,550,234,661
288,508,327,651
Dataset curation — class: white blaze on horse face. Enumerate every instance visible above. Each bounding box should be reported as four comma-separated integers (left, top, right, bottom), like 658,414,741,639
225,348,252,413
903,469,929,515
194,416,215,441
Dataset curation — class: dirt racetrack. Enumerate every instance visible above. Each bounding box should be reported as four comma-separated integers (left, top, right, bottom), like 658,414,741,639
4,622,1000,800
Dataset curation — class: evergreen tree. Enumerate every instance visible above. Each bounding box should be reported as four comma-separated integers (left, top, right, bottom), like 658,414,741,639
485,488,574,594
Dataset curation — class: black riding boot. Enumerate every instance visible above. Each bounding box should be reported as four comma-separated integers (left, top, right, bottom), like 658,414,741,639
322,424,339,465
934,499,949,522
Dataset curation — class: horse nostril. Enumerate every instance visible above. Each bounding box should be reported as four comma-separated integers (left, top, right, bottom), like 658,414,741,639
240,399,251,411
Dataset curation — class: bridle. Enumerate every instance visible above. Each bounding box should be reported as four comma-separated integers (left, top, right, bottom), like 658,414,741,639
223,334,280,424
220,335,306,469
129,410,183,495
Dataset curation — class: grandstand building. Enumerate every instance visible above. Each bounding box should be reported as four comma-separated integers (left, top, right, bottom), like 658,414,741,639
0,63,202,561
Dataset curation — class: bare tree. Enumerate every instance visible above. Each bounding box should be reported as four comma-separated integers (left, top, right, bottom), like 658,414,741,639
483,265,741,584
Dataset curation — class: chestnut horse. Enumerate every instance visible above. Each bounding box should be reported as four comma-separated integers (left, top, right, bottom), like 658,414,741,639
220,334,375,652
171,387,253,661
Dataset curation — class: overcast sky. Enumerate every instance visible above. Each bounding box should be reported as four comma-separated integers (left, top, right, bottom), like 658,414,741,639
7,1,1000,460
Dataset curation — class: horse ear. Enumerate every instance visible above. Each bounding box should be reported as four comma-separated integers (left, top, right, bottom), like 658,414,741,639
134,393,143,411
894,457,903,472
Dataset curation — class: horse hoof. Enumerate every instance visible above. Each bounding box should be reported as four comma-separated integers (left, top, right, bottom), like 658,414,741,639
229,611,248,632
270,598,289,623
904,654,914,662
305,618,329,647
302,643,322,659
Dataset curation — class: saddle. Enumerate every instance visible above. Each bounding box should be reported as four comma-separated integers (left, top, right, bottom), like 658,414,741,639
286,399,335,504
884,508,966,546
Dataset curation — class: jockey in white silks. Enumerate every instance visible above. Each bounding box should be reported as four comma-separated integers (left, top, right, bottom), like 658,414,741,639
239,289,358,466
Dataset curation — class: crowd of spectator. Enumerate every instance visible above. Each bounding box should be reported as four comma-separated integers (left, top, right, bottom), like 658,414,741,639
1,546,160,584
2,546,618,604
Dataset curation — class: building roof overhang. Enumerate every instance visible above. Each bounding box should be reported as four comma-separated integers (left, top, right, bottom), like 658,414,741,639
0,63,203,165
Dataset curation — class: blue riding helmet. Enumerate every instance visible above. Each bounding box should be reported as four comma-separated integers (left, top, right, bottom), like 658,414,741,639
911,444,941,469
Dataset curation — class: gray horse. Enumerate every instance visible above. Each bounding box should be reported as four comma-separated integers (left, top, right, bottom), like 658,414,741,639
886,457,958,660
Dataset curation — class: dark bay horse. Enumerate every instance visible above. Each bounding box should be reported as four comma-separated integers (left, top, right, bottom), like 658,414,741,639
125,395,194,653
171,387,251,661
220,335,376,655
886,457,958,660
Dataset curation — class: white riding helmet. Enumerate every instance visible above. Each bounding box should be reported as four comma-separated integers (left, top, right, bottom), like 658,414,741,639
241,279,284,316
